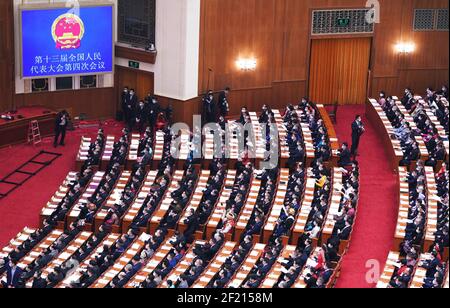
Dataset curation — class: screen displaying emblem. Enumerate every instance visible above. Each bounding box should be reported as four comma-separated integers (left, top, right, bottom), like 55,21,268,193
21,5,113,78
51,13,85,50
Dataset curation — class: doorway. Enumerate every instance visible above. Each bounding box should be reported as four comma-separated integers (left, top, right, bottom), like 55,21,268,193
308,37,372,105
115,65,155,110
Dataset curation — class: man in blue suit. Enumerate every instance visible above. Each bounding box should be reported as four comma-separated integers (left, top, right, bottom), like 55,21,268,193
3,259,23,288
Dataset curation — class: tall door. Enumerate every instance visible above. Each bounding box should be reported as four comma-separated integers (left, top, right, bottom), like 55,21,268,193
309,37,371,105
115,65,155,110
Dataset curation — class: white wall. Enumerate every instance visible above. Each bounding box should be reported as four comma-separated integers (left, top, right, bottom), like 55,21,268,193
115,0,200,100
14,0,201,101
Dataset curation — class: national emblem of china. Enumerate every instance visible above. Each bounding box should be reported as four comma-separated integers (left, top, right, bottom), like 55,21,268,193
51,13,85,50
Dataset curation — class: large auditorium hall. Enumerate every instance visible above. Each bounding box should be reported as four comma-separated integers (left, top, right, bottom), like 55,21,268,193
0,0,448,295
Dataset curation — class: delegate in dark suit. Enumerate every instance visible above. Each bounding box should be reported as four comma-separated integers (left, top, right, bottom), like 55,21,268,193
351,115,365,156
125,90,138,130
54,110,69,147
203,91,216,124
3,261,23,288
218,88,230,118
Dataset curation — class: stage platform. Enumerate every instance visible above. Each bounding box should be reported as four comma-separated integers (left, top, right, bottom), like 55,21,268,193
0,107,57,148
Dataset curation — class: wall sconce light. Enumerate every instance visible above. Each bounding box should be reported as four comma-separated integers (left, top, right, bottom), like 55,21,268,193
395,42,415,54
236,58,257,71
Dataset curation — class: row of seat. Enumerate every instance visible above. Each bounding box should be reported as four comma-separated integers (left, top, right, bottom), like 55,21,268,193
36,164,353,276
57,233,121,288
366,98,405,172
372,91,449,289
2,102,357,288
76,103,342,173
392,99,429,161
24,231,93,288
417,98,449,160
0,229,64,284
0,227,36,261
377,250,448,288
75,129,169,172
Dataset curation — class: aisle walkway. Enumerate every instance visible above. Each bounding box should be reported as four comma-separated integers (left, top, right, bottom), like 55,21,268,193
332,105,398,288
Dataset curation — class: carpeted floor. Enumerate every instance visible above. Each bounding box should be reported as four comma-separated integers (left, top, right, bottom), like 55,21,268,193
332,105,398,288
0,119,124,248
0,106,399,288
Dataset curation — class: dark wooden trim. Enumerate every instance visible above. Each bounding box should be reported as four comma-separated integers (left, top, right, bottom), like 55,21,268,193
115,45,157,64
0,112,57,148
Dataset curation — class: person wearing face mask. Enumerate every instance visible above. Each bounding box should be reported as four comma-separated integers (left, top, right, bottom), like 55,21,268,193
120,86,129,122
426,87,437,104
202,90,216,125
350,115,365,157
147,96,160,131
379,91,387,107
125,89,138,130
436,85,448,100
54,110,69,148
238,106,249,124
218,87,231,118
135,101,148,133
259,104,272,124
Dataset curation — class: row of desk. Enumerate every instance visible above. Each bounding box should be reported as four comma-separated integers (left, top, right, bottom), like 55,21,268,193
376,251,401,288
366,99,405,172
316,104,340,166
205,170,237,239
24,231,93,288
75,129,171,173
393,100,429,161
295,109,318,166
262,169,290,243
159,240,206,288
149,170,185,234
176,170,211,235
57,233,121,288
321,168,349,254
420,99,449,162
94,171,133,232
122,171,159,232
0,229,64,284
292,169,318,246
90,233,151,288
272,110,290,167
0,227,36,261
39,171,79,227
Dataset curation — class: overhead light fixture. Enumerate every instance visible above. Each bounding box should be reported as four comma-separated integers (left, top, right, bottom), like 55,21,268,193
395,42,415,54
236,58,257,71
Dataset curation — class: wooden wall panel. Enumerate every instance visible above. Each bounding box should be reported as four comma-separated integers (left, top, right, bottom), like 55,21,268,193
371,0,403,77
115,66,154,101
398,69,449,91
200,0,449,110
15,88,116,120
370,0,449,96
199,0,277,93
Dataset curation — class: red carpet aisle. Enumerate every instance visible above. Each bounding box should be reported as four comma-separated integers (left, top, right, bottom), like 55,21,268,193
332,105,398,288
0,120,124,247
